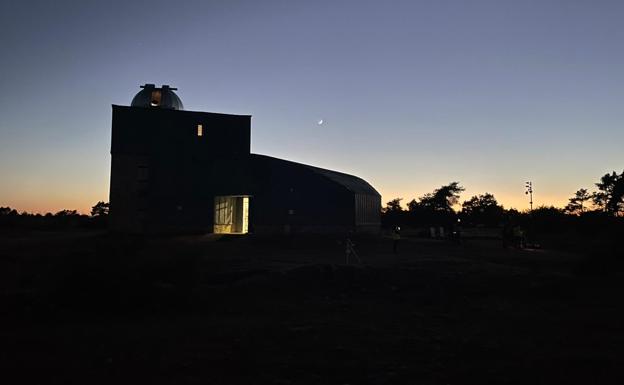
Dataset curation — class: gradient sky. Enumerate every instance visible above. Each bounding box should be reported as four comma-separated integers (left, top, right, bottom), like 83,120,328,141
1,0,622,214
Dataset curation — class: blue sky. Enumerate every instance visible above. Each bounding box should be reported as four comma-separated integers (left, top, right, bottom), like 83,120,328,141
1,0,622,213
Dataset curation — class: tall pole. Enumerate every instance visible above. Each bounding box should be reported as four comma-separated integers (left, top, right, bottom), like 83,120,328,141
525,181,533,211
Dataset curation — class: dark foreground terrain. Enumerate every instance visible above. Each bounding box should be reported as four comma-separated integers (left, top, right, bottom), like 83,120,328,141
1,230,623,384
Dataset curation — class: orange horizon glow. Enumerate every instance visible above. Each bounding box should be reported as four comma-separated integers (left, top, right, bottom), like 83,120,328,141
1,197,106,216
2,186,577,216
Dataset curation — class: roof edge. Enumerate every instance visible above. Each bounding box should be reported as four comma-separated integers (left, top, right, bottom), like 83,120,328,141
111,104,252,118
251,153,381,196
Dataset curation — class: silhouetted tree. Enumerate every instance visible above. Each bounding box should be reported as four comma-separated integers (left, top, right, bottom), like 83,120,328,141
0,207,18,217
404,183,464,227
528,205,569,235
91,201,110,217
382,198,406,227
405,199,416,211
418,182,464,212
404,198,428,227
531,205,565,217
593,171,624,216
564,188,591,215
0,207,19,228
461,193,504,226
405,198,427,226
383,198,403,213
54,209,78,217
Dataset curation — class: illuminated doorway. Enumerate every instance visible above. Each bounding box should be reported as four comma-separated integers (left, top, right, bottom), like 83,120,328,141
214,196,250,234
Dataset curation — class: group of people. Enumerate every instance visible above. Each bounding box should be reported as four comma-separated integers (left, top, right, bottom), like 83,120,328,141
346,221,526,260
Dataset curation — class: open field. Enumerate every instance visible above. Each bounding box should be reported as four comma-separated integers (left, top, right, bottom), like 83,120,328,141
1,231,623,384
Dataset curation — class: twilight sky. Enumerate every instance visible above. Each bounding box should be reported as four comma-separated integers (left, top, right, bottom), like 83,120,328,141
1,0,622,213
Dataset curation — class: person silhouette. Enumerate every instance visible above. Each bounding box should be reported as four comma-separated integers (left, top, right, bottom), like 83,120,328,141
392,226,401,254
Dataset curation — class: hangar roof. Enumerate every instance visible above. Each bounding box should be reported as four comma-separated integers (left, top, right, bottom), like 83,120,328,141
251,154,380,196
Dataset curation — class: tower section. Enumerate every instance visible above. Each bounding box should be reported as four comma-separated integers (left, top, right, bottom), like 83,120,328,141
109,84,251,233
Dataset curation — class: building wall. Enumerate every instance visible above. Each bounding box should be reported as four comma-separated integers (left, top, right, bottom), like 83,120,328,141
354,193,382,234
111,106,251,157
248,156,361,234
109,106,252,233
109,154,149,232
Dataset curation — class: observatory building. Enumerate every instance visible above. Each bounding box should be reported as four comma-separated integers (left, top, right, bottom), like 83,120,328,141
109,84,381,234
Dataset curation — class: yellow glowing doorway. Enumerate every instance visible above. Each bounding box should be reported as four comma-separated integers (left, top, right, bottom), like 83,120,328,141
214,196,250,234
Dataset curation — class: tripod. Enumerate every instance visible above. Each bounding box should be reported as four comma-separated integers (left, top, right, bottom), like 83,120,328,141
345,238,362,265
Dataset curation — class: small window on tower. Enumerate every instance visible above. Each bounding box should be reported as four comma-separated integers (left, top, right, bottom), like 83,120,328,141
197,124,203,137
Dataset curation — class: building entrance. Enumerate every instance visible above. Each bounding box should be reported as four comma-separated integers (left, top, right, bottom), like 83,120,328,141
214,196,250,234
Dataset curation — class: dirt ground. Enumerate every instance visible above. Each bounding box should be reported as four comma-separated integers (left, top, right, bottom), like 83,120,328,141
1,231,623,384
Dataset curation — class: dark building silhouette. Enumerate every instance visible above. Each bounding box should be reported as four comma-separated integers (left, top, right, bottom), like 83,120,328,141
109,84,381,234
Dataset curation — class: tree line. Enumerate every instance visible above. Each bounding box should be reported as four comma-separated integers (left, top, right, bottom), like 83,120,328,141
0,201,109,230
565,171,624,216
381,170,624,229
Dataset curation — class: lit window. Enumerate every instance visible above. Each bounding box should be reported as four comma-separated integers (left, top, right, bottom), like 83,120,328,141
197,124,203,137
